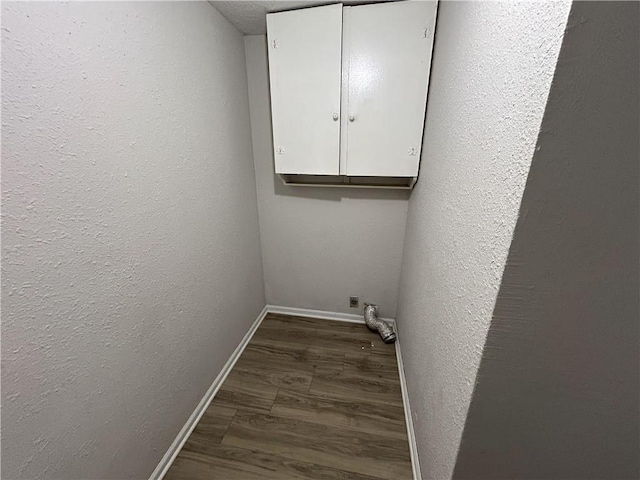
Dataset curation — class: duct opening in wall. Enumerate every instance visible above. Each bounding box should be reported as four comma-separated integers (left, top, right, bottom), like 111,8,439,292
363,304,396,344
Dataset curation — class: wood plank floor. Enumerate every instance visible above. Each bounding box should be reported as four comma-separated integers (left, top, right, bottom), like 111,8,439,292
165,314,412,480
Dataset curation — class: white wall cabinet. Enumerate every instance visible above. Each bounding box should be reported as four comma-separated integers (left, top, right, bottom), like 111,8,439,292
266,4,343,175
267,1,437,188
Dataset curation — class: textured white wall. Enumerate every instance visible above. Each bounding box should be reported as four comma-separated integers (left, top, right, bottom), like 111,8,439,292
454,2,639,477
1,3,265,479
244,35,409,318
395,2,571,478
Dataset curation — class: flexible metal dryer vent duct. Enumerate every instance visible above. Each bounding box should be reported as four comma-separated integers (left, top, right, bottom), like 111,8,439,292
363,304,396,344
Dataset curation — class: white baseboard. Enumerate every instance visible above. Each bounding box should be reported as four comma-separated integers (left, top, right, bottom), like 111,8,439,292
395,331,423,480
266,304,395,324
149,305,269,480
150,304,421,480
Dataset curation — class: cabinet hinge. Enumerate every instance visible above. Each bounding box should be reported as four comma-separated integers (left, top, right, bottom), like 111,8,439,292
272,39,279,49
422,27,431,39
408,147,418,156
276,146,285,155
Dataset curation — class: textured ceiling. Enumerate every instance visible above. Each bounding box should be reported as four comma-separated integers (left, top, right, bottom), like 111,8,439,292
210,0,392,35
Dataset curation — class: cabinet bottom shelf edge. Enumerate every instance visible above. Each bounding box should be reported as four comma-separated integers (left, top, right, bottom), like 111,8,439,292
278,174,417,189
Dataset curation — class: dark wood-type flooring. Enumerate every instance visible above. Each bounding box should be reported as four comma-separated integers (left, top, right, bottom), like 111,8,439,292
165,313,412,480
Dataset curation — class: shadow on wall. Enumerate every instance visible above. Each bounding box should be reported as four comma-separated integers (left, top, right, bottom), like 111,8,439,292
452,2,640,479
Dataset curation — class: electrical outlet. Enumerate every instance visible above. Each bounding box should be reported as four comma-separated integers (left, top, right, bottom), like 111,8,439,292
350,296,359,308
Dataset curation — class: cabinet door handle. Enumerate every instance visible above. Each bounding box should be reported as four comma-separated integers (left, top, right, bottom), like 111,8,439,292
332,113,339,121
349,115,355,122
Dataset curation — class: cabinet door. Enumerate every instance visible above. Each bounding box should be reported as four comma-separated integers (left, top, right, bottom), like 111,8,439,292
267,4,343,175
342,1,437,177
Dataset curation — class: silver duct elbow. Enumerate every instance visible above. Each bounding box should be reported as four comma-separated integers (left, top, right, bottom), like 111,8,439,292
363,304,396,344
